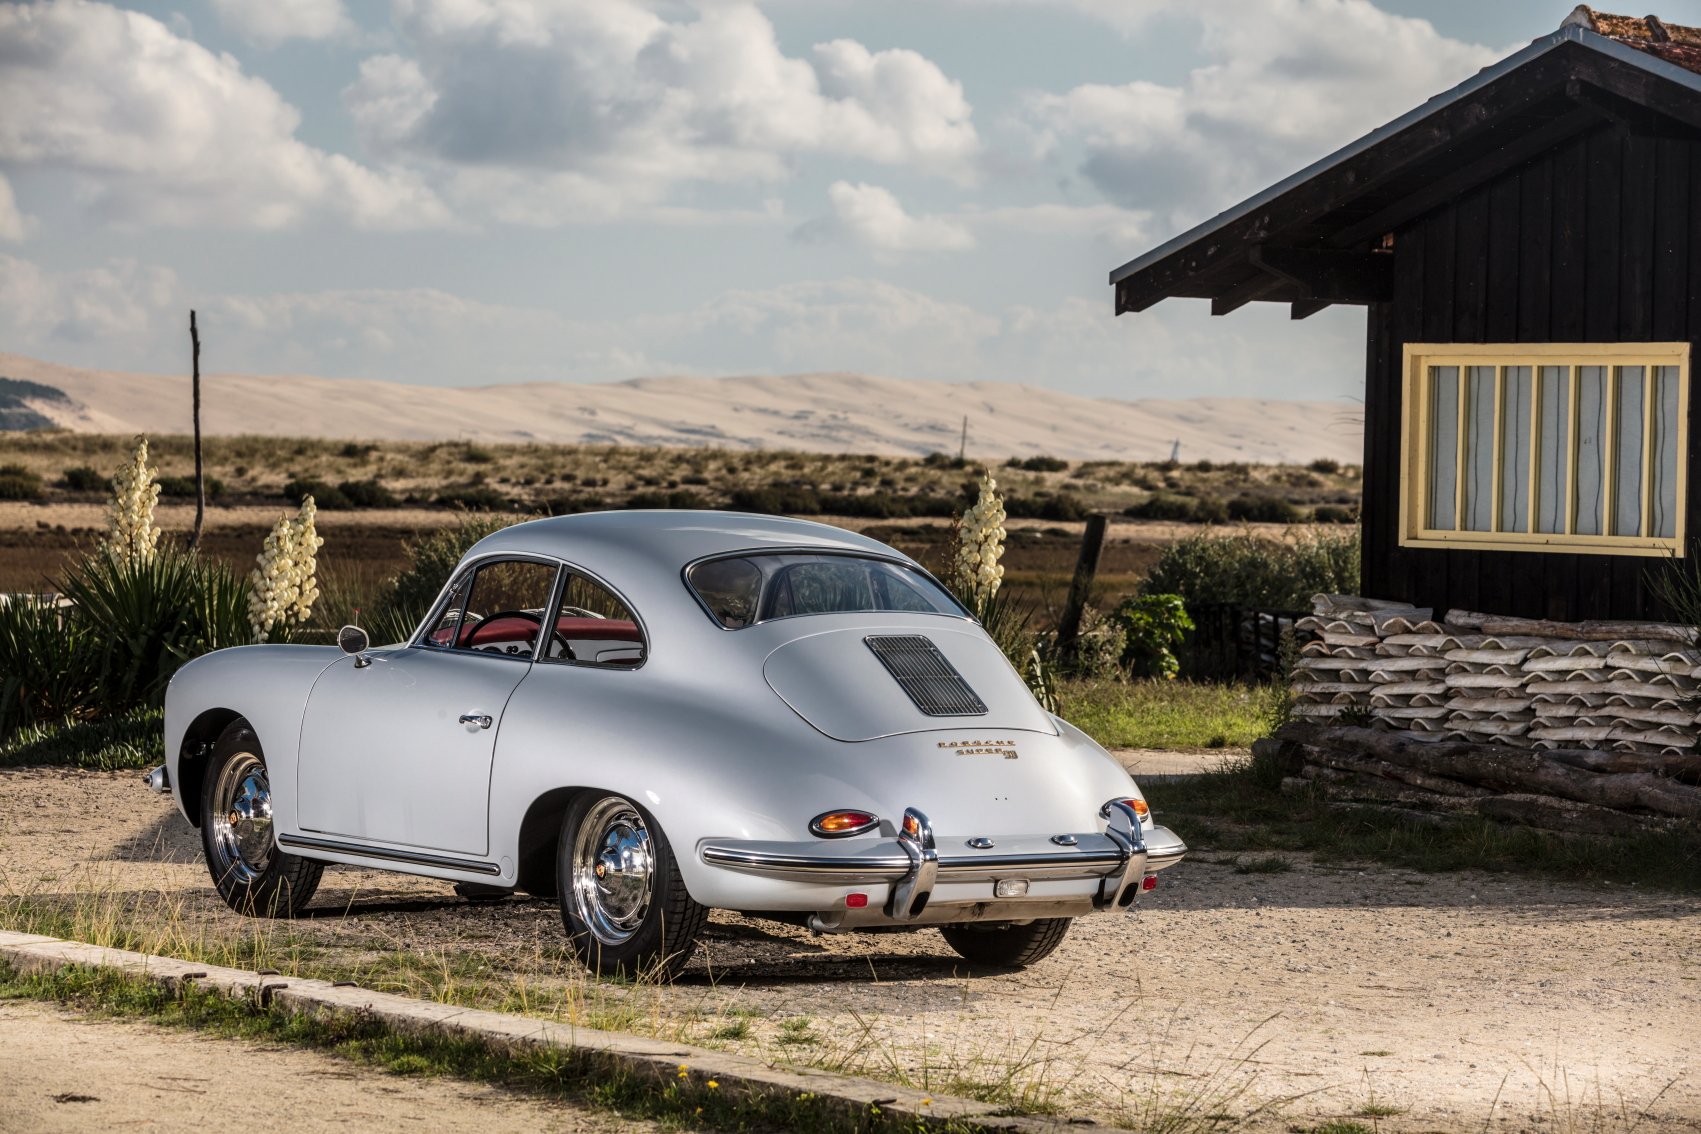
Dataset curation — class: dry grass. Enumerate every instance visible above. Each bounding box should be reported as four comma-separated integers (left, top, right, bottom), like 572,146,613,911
0,867,1280,1129
3,433,1363,519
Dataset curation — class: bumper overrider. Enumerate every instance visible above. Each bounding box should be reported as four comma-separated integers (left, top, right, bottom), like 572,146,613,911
699,802,1186,929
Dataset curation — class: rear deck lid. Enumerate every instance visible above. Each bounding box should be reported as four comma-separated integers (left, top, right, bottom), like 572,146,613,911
764,625,1056,742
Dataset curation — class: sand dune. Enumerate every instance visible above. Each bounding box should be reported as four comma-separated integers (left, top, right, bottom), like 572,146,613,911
0,352,1362,463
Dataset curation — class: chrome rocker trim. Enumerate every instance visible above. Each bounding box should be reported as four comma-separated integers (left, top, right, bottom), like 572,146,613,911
278,833,503,876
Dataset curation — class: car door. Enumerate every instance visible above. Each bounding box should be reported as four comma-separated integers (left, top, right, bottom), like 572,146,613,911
296,556,561,857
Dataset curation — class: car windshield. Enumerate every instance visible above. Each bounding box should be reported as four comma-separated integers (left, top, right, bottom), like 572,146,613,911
686,554,964,629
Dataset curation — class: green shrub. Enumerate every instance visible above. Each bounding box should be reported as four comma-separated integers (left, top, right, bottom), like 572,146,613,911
61,466,106,492
0,708,164,770
1308,457,1342,474
1142,529,1360,609
1004,492,1089,521
539,495,606,516
380,513,522,629
282,477,352,509
1311,503,1360,524
1226,494,1303,523
157,474,226,498
626,489,706,510
0,597,101,735
1007,455,1069,473
435,485,511,511
921,452,967,469
1124,493,1228,523
729,486,821,514
0,464,43,501
336,478,398,508
1192,494,1229,523
1113,593,1195,679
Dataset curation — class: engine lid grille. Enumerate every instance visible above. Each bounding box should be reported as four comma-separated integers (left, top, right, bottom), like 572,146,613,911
864,634,988,717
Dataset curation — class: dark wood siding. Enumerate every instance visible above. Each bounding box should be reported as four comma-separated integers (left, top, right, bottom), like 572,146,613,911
1363,125,1699,622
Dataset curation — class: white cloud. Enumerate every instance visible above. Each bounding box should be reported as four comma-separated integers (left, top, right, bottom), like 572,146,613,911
342,0,980,220
0,254,178,350
0,0,447,230
1023,0,1500,227
967,202,1152,245
796,182,975,253
0,252,1363,399
0,174,28,240
206,0,353,45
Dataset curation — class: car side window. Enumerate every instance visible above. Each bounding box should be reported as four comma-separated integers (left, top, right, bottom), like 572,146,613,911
423,559,560,658
543,571,646,667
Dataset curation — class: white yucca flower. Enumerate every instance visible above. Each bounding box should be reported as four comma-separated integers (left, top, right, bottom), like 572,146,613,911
954,470,1006,611
248,496,325,642
103,437,162,566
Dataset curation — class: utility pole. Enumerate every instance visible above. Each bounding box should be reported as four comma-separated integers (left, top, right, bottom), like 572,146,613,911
958,415,967,465
190,310,204,551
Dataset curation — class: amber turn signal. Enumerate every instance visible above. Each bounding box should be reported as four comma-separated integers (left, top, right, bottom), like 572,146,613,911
810,809,880,838
1101,798,1150,820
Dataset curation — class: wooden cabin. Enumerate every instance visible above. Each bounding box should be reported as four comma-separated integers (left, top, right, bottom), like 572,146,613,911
1110,7,1701,624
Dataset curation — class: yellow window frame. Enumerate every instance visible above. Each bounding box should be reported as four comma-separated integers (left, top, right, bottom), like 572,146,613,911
1400,342,1690,556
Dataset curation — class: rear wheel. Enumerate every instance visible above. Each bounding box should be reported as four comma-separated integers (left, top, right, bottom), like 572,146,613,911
557,793,707,979
200,720,322,917
940,918,1072,968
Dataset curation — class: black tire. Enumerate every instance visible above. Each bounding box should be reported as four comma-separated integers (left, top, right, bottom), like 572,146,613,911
199,720,322,918
940,918,1073,968
557,792,707,979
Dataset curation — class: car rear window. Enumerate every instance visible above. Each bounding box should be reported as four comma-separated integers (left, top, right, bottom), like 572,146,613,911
686,554,963,629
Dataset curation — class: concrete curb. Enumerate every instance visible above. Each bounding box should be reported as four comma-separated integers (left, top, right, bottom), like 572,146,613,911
0,931,1095,1132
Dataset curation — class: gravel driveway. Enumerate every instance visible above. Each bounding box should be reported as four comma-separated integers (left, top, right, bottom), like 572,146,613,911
3,767,1697,1131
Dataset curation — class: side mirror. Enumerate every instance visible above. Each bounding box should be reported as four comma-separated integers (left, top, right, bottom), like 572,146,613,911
338,624,372,668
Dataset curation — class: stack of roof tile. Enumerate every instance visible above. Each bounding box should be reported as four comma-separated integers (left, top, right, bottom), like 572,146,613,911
1291,595,1698,756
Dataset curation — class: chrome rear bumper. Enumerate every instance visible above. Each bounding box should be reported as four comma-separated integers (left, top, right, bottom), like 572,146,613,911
699,806,1186,919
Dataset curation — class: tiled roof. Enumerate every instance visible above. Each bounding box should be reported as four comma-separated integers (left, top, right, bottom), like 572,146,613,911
1563,6,1701,73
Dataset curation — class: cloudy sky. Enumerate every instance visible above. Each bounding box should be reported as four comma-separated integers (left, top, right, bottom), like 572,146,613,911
3,0,1692,399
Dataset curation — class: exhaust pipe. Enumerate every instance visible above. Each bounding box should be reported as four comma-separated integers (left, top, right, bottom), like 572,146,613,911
142,765,171,795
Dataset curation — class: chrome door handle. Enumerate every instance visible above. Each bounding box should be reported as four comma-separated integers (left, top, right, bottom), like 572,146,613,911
459,713,493,730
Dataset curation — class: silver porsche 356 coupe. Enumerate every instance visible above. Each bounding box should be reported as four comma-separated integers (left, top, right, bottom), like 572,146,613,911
153,511,1185,975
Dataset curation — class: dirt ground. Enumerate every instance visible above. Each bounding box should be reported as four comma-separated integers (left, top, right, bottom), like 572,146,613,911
3,767,1698,1132
0,998,657,1133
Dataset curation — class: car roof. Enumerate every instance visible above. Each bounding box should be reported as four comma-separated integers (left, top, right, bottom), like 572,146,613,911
466,510,914,574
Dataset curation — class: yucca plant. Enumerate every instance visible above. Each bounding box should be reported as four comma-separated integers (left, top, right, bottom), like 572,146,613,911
57,547,252,712
0,597,101,736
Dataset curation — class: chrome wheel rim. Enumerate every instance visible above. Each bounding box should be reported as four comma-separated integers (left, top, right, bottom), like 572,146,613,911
571,797,654,947
210,751,273,885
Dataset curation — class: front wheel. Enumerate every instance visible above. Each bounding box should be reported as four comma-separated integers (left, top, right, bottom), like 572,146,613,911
558,793,707,979
200,720,322,917
940,918,1072,968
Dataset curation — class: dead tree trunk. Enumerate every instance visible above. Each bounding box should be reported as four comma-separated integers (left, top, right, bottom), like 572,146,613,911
1054,513,1107,669
190,310,204,551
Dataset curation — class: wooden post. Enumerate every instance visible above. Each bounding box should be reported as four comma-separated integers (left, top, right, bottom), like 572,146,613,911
1055,513,1108,667
190,310,204,551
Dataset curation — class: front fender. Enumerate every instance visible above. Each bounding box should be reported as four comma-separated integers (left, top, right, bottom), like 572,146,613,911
163,643,344,827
